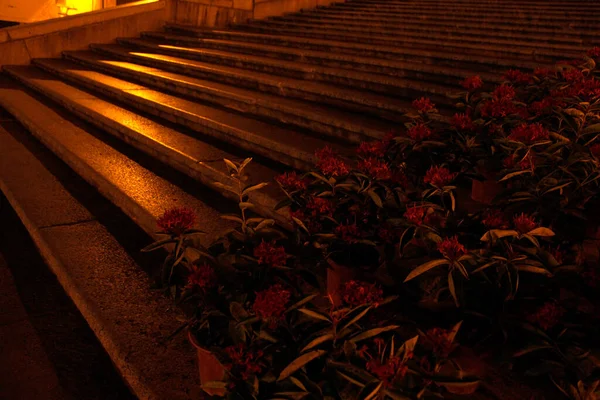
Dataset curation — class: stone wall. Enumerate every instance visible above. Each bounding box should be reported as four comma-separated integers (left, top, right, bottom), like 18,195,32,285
0,0,165,66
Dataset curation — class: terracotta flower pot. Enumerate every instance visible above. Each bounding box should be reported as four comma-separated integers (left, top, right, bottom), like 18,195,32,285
471,178,502,205
188,331,226,397
326,259,356,308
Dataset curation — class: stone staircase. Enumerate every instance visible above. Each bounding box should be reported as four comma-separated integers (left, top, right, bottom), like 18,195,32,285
0,0,598,398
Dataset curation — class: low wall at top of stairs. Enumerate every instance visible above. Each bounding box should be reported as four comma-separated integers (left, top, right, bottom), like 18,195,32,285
0,0,165,67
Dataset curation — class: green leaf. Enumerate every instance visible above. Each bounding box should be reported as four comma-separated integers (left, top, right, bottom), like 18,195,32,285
448,271,459,307
278,350,327,381
201,381,228,389
289,377,307,392
224,158,238,173
447,321,463,343
358,381,383,400
527,227,555,237
242,182,269,196
141,238,177,252
437,380,480,395
230,302,249,321
298,308,331,322
367,190,383,208
516,265,553,276
301,333,334,353
398,336,419,360
513,345,553,357
336,371,365,388
258,330,279,343
404,259,449,282
583,123,600,135
221,215,244,224
255,219,275,231
480,229,518,242
286,294,318,313
340,306,372,332
239,202,255,210
239,157,252,172
499,170,530,182
350,325,399,343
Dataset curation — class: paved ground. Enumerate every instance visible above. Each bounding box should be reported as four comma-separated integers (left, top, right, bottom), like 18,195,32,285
0,193,135,400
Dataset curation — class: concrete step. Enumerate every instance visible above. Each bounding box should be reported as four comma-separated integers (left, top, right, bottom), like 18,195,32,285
119,36,499,89
339,0,600,10
161,26,577,66
114,37,456,105
0,78,206,400
60,51,391,145
85,43,421,122
250,18,597,46
304,6,600,24
294,8,599,30
24,58,343,173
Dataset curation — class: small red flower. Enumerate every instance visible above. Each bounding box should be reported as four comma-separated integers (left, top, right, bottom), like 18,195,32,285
276,171,308,191
533,67,554,78
406,123,433,142
366,356,408,386
157,207,196,236
186,264,217,291
503,69,532,84
450,113,474,131
404,206,426,225
529,96,559,116
513,213,537,234
315,146,349,177
225,344,264,380
561,68,585,83
480,97,517,118
253,240,287,267
358,158,392,180
508,123,549,144
587,46,600,58
437,236,467,262
306,197,333,217
253,283,291,326
424,166,456,187
492,84,516,100
590,143,600,159
412,97,436,113
482,209,509,229
461,75,483,91
527,302,565,330
341,280,384,307
424,328,454,358
335,223,362,243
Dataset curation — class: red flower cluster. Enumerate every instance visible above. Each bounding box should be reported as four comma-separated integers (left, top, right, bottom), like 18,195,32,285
493,84,516,100
253,240,287,267
186,263,217,291
157,207,196,236
588,46,600,58
437,236,467,261
253,283,291,326
533,67,554,78
225,344,264,380
341,280,384,307
404,206,426,225
424,166,456,187
513,213,537,234
315,146,349,177
508,123,550,144
461,75,483,91
276,171,308,191
450,113,474,131
529,96,565,116
366,356,408,386
482,209,509,229
503,69,532,84
335,223,362,243
527,302,565,330
424,328,454,358
306,197,334,217
480,97,517,118
561,68,585,83
412,97,436,113
406,123,433,142
358,158,392,180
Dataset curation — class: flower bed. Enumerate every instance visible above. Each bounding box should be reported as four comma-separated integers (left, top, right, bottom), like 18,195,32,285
144,47,600,399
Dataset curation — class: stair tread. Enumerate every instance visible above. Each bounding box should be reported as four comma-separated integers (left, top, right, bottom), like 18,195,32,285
29,57,352,169
164,26,549,69
0,80,200,400
63,50,395,140
1,65,230,241
89,43,418,116
140,33,500,82
116,37,457,97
